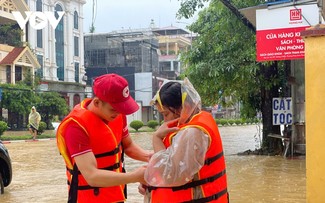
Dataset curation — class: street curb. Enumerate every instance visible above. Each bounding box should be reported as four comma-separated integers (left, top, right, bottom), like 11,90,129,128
2,138,56,144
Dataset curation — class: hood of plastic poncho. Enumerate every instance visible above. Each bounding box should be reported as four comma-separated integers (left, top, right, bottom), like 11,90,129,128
151,78,201,125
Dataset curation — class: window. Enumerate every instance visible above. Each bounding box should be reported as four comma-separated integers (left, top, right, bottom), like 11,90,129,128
37,30,43,48
36,0,42,11
97,49,105,65
15,66,22,82
6,66,11,83
55,4,64,81
36,55,43,78
74,36,79,56
36,0,42,48
73,94,81,107
87,49,106,66
74,11,78,29
75,62,79,82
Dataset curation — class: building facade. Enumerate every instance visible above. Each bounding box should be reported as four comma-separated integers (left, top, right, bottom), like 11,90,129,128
0,0,40,84
84,30,159,73
84,26,192,123
84,30,160,123
0,0,87,109
152,26,192,78
25,0,87,108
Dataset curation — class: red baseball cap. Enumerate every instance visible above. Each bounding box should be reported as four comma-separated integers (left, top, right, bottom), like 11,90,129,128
93,74,139,115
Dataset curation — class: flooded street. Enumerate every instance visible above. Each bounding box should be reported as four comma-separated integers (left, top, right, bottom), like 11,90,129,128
2,125,305,203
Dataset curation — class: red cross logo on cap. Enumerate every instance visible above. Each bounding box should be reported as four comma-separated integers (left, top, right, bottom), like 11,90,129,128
123,86,129,98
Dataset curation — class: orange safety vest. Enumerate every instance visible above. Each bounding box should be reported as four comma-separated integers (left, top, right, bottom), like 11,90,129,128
57,98,126,203
148,111,228,203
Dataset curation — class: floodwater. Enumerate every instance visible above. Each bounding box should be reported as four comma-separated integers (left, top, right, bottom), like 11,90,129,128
1,125,305,203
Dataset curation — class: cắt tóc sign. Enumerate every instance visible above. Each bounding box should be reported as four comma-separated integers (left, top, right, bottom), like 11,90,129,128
272,97,293,125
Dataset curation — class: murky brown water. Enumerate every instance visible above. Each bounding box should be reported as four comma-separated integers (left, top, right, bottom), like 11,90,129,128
2,125,305,203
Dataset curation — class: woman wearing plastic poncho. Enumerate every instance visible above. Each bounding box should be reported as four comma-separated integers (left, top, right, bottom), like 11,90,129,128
28,106,41,140
140,78,229,203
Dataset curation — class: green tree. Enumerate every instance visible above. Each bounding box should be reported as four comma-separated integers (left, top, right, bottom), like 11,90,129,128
0,85,68,130
0,24,23,47
17,69,41,89
130,120,144,131
36,92,69,129
0,121,8,136
147,120,159,129
0,84,36,129
177,0,288,154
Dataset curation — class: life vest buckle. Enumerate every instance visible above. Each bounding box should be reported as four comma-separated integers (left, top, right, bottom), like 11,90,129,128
94,188,99,196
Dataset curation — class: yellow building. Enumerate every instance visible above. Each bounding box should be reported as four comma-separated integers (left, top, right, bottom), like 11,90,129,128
152,26,192,77
0,44,40,84
301,24,325,203
0,0,40,84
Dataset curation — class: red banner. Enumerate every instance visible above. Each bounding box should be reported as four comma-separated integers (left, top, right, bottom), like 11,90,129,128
256,26,308,61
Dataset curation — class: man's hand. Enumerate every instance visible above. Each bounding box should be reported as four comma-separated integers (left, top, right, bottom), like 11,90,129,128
138,183,147,195
131,166,147,185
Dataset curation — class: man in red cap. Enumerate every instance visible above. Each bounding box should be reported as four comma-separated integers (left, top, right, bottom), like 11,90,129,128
56,73,151,203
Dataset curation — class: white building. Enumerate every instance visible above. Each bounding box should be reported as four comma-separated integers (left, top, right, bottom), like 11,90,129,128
0,0,87,108
25,0,87,108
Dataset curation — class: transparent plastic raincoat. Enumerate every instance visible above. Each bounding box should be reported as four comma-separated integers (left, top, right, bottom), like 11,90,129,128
145,78,210,186
144,78,228,203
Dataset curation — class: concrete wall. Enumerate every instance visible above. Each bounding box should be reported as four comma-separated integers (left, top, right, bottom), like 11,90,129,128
135,72,152,106
301,24,325,203
126,101,142,126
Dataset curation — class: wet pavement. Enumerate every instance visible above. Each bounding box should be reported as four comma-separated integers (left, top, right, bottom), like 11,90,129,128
2,125,305,203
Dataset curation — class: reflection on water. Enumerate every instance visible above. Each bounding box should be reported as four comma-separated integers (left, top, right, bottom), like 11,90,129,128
2,125,305,203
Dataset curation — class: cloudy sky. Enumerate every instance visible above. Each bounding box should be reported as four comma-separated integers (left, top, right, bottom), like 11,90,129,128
82,0,198,33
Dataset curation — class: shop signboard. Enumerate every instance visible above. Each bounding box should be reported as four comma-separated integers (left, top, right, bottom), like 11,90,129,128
256,3,321,61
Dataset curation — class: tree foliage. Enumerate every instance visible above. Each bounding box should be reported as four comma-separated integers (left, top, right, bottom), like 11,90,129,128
180,0,262,111
130,120,144,131
17,69,41,90
0,121,8,136
0,24,23,47
177,0,289,154
0,84,68,130
0,83,36,129
0,84,36,115
36,92,69,129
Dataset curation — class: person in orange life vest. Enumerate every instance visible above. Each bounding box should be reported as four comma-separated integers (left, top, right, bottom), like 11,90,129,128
56,74,152,203
139,78,228,203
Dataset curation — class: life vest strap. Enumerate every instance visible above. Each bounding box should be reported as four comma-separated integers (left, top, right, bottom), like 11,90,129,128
67,162,121,193
67,162,122,202
171,169,226,191
147,169,226,192
181,188,228,203
95,144,121,158
204,151,224,165
67,162,120,175
68,164,79,203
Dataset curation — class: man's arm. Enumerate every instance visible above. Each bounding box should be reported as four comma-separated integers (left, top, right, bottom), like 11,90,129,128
123,136,152,162
74,152,146,187
65,122,146,187
122,115,152,162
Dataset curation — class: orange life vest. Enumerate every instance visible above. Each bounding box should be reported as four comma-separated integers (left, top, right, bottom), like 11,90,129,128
57,98,126,203
148,111,228,203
